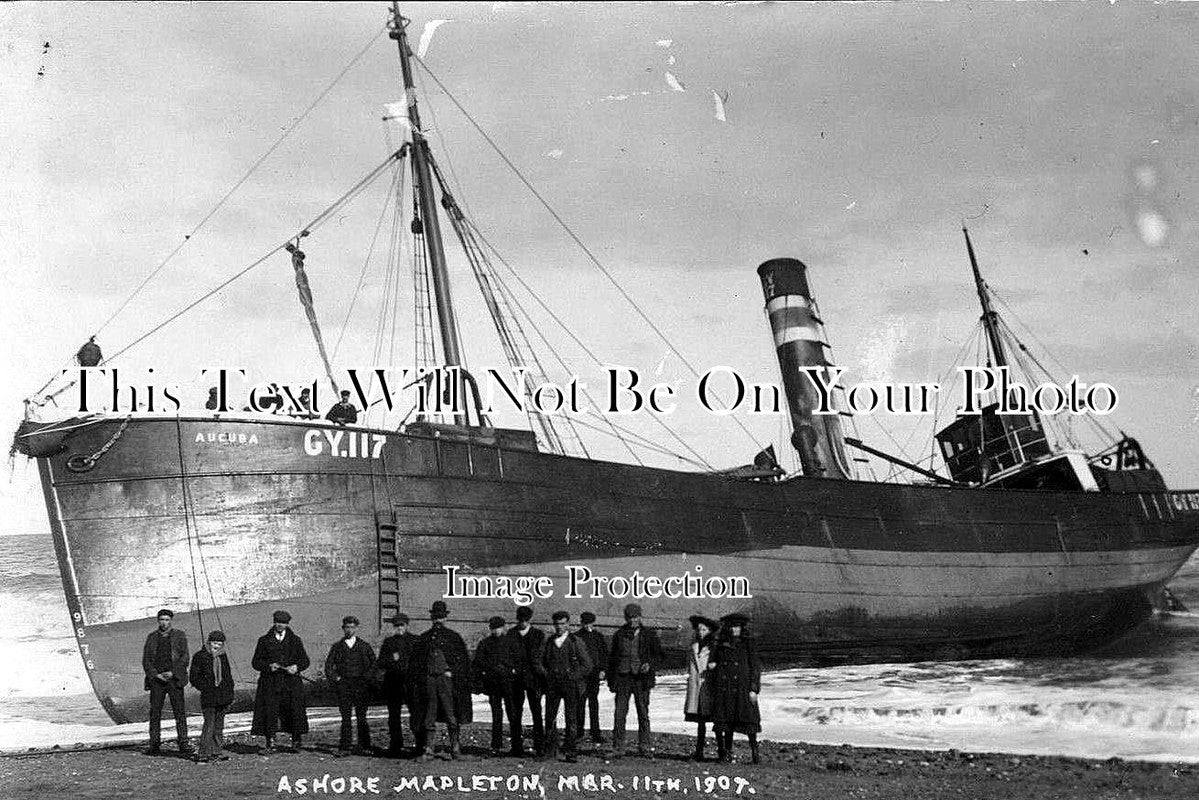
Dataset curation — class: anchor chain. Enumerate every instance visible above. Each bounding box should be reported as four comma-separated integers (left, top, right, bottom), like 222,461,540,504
66,416,132,473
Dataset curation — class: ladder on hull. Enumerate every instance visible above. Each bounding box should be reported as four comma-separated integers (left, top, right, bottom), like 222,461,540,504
376,509,400,630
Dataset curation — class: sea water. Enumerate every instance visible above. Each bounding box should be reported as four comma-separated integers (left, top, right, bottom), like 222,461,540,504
1,533,1196,761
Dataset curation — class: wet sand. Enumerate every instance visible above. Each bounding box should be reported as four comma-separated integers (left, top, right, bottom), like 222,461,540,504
0,722,1194,800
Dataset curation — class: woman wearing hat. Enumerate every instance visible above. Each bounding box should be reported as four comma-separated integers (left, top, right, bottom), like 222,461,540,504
709,613,762,764
683,615,718,761
189,630,234,762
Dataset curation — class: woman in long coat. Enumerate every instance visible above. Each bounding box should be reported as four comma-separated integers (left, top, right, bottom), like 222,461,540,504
683,615,718,761
709,612,761,764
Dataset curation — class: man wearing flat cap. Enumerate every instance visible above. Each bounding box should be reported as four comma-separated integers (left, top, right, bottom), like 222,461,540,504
141,608,191,756
606,603,663,758
537,611,592,762
326,615,377,756
473,616,522,754
250,610,311,753
376,613,417,757
505,605,546,756
325,390,358,426
411,600,472,760
573,611,607,744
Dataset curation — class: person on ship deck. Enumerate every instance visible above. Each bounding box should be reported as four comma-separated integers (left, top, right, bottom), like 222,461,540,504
325,390,358,425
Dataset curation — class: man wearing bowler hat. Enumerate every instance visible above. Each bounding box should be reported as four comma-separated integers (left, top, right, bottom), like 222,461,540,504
326,615,377,756
412,600,471,760
250,610,311,753
142,608,191,756
377,612,417,756
606,603,662,759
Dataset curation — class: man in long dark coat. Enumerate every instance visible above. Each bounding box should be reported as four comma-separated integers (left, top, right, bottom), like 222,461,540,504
473,616,522,754
537,611,592,763
606,603,663,759
142,608,191,756
376,613,417,757
250,610,311,753
506,605,546,756
709,613,762,764
411,600,472,760
573,611,607,744
325,615,377,756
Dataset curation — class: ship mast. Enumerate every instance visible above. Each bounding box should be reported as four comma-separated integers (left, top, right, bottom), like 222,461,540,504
389,4,463,369
963,227,1008,369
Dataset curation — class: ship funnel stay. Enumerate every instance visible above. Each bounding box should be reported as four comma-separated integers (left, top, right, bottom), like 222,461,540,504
758,258,851,480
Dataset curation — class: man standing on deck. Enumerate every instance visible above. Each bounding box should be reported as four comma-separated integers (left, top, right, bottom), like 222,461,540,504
325,390,358,425
506,605,546,756
607,603,663,759
250,610,311,754
326,615,377,757
411,601,472,760
376,613,417,757
142,608,191,756
574,611,607,744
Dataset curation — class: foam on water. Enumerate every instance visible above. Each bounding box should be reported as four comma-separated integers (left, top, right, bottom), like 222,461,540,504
1,535,1197,761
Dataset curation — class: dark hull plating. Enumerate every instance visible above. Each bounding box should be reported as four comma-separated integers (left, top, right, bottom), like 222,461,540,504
22,415,1199,723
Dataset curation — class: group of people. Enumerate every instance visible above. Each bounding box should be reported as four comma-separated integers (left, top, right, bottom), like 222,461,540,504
141,601,762,764
203,385,359,425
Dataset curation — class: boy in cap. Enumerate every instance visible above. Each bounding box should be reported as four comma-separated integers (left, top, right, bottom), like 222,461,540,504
326,615,377,756
141,608,191,756
250,610,311,753
573,611,607,744
377,613,417,756
606,603,662,759
189,630,234,762
325,390,358,425
473,616,522,754
537,611,592,763
412,601,471,760
505,605,546,756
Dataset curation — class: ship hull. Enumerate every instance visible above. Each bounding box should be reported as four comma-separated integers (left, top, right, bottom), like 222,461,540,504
20,414,1199,723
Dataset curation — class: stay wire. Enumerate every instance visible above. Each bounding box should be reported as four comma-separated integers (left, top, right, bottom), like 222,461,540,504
412,53,765,455
91,23,389,341
105,150,404,364
333,161,406,363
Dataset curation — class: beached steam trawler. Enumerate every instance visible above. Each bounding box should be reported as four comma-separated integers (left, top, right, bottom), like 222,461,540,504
14,6,1199,724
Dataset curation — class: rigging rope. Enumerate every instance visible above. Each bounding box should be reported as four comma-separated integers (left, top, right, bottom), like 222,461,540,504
333,157,407,362
459,210,710,468
91,23,389,343
102,149,404,365
412,54,765,457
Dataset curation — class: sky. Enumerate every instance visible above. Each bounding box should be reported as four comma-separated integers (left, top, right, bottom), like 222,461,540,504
2,1,1197,535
